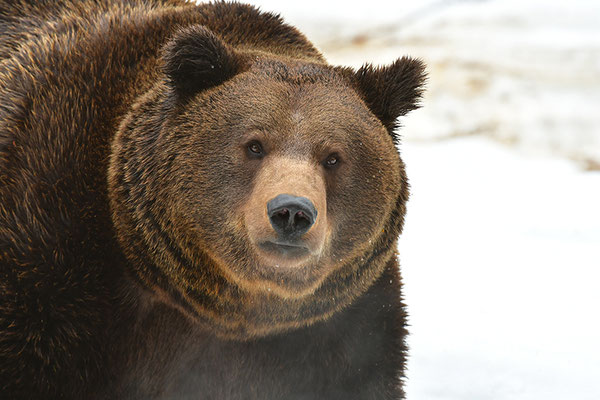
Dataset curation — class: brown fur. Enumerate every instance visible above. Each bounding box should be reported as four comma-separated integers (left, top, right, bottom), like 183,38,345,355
0,1,426,398
109,57,413,337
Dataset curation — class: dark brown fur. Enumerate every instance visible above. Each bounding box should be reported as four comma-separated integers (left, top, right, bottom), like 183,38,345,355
0,1,426,398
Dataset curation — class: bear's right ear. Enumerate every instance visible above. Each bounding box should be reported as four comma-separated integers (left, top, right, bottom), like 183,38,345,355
162,25,246,101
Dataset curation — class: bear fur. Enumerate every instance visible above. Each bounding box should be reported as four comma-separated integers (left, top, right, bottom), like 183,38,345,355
0,1,426,399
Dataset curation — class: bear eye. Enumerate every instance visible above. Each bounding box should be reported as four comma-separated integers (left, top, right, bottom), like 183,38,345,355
324,153,340,168
247,141,264,158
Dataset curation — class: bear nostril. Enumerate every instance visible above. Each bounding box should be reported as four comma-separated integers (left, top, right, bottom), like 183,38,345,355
267,194,317,238
294,211,311,232
270,208,290,231
276,209,289,218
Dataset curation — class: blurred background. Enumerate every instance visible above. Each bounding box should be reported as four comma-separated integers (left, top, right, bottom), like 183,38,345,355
224,1,600,399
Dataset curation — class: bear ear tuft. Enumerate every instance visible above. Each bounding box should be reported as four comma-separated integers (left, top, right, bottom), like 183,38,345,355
162,25,246,101
351,57,427,140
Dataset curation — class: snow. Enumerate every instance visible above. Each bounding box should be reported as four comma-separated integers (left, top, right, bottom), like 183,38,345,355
400,136,600,399
202,0,600,397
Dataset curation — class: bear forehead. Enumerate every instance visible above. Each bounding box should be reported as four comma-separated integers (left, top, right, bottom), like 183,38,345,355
249,58,341,84
195,58,383,137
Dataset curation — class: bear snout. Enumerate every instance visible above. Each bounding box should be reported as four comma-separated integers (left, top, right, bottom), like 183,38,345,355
242,156,329,266
266,194,317,239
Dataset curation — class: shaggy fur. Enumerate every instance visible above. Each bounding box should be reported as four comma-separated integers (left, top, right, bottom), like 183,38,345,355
0,1,426,399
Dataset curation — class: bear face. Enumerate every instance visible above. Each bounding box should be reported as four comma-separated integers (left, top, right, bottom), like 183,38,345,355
109,25,425,339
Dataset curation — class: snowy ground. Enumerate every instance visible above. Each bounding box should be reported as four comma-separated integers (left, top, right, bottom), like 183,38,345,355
400,137,600,400
243,1,600,399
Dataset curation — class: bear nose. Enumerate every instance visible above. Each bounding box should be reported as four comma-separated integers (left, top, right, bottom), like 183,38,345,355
267,194,317,238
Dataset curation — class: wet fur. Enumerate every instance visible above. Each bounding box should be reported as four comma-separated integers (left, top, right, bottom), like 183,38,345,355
0,1,425,398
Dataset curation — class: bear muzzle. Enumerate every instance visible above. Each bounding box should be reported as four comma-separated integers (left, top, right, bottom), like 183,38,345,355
253,193,316,260
243,158,328,267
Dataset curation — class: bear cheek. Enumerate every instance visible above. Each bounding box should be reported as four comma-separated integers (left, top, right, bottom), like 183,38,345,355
163,139,251,254
330,137,401,256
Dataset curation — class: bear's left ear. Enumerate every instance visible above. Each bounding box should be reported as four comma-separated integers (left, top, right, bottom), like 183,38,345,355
345,57,427,140
162,25,247,101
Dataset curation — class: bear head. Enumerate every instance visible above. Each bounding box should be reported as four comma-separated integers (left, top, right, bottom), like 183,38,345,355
108,25,426,339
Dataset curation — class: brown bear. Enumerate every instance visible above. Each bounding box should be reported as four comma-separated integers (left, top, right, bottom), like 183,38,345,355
0,0,426,399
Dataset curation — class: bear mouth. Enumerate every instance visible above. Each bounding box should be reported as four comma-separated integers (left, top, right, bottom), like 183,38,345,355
258,240,310,259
